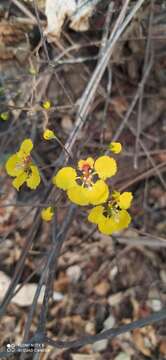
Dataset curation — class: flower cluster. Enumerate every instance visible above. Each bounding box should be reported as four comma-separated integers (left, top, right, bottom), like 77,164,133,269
5,139,40,190
53,142,133,234
5,138,133,234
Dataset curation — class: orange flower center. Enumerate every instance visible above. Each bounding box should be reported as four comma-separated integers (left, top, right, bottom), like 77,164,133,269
23,155,31,167
82,163,91,173
78,163,95,188
16,155,31,171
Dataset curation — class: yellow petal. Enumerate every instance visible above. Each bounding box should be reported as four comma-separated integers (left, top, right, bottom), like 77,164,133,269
53,167,77,190
109,142,122,154
97,209,131,235
88,180,109,205
78,157,94,171
18,139,33,158
94,156,117,180
98,216,117,235
26,165,41,189
29,66,37,75
88,206,104,224
41,207,54,221
67,184,89,205
112,190,120,199
113,209,131,231
42,100,51,110
5,154,23,177
118,192,133,209
12,172,27,190
43,129,56,140
67,182,108,206
0,112,9,121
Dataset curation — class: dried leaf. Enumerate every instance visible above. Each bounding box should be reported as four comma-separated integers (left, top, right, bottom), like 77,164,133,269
159,341,166,356
94,281,110,296
0,272,63,306
92,338,108,352
54,273,70,291
61,115,73,133
132,329,151,357
110,97,128,116
0,272,11,299
0,21,25,45
66,265,81,283
72,354,101,360
114,353,131,360
70,0,95,32
103,315,115,330
108,292,123,307
13,284,63,306
45,0,97,38
45,0,76,38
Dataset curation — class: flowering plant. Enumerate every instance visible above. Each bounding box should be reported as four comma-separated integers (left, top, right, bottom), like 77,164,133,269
5,137,133,235
53,155,117,206
88,191,133,235
5,139,40,190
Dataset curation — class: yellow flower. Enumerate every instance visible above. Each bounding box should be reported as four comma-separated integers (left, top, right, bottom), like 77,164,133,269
112,191,133,209
109,142,122,154
43,129,56,140
29,66,37,75
0,112,9,121
41,207,54,221
88,205,131,235
88,190,133,235
53,156,117,206
5,139,41,190
42,100,51,110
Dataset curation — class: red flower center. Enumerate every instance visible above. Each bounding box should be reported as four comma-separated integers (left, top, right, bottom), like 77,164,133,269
82,163,91,173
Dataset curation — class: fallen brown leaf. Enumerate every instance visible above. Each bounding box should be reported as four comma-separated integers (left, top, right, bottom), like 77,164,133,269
132,329,151,357
94,281,110,296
